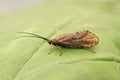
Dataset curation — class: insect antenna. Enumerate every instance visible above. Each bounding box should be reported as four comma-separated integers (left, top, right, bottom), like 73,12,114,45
16,32,49,42
14,35,40,39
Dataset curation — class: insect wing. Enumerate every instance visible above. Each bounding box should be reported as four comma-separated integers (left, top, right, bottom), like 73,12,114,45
52,30,99,48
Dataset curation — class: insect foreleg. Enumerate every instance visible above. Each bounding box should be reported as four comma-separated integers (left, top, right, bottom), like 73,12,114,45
56,46,62,56
48,45,54,54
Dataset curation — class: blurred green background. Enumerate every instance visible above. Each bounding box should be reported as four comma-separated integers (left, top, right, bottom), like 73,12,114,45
0,0,120,80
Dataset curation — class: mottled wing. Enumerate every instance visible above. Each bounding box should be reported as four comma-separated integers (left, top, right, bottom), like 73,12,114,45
52,30,99,48
77,30,99,48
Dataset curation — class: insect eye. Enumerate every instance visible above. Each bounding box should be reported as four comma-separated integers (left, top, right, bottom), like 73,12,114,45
48,40,52,44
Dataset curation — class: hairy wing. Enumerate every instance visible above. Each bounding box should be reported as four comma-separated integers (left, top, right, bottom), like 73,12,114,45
52,33,76,47
52,30,86,48
52,30,99,48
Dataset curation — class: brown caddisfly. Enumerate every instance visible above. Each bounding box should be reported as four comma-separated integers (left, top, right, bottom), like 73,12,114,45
17,30,99,56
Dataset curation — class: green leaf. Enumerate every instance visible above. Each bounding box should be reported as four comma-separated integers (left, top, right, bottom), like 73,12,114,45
0,1,120,80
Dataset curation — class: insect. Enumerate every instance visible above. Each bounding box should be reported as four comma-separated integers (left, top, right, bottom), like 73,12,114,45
17,30,99,56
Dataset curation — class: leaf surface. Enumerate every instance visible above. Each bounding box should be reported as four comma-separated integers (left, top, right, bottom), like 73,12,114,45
0,1,120,80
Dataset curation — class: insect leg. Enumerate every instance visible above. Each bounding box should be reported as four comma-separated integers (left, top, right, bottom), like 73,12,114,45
56,46,62,56
48,45,54,54
85,48,95,53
